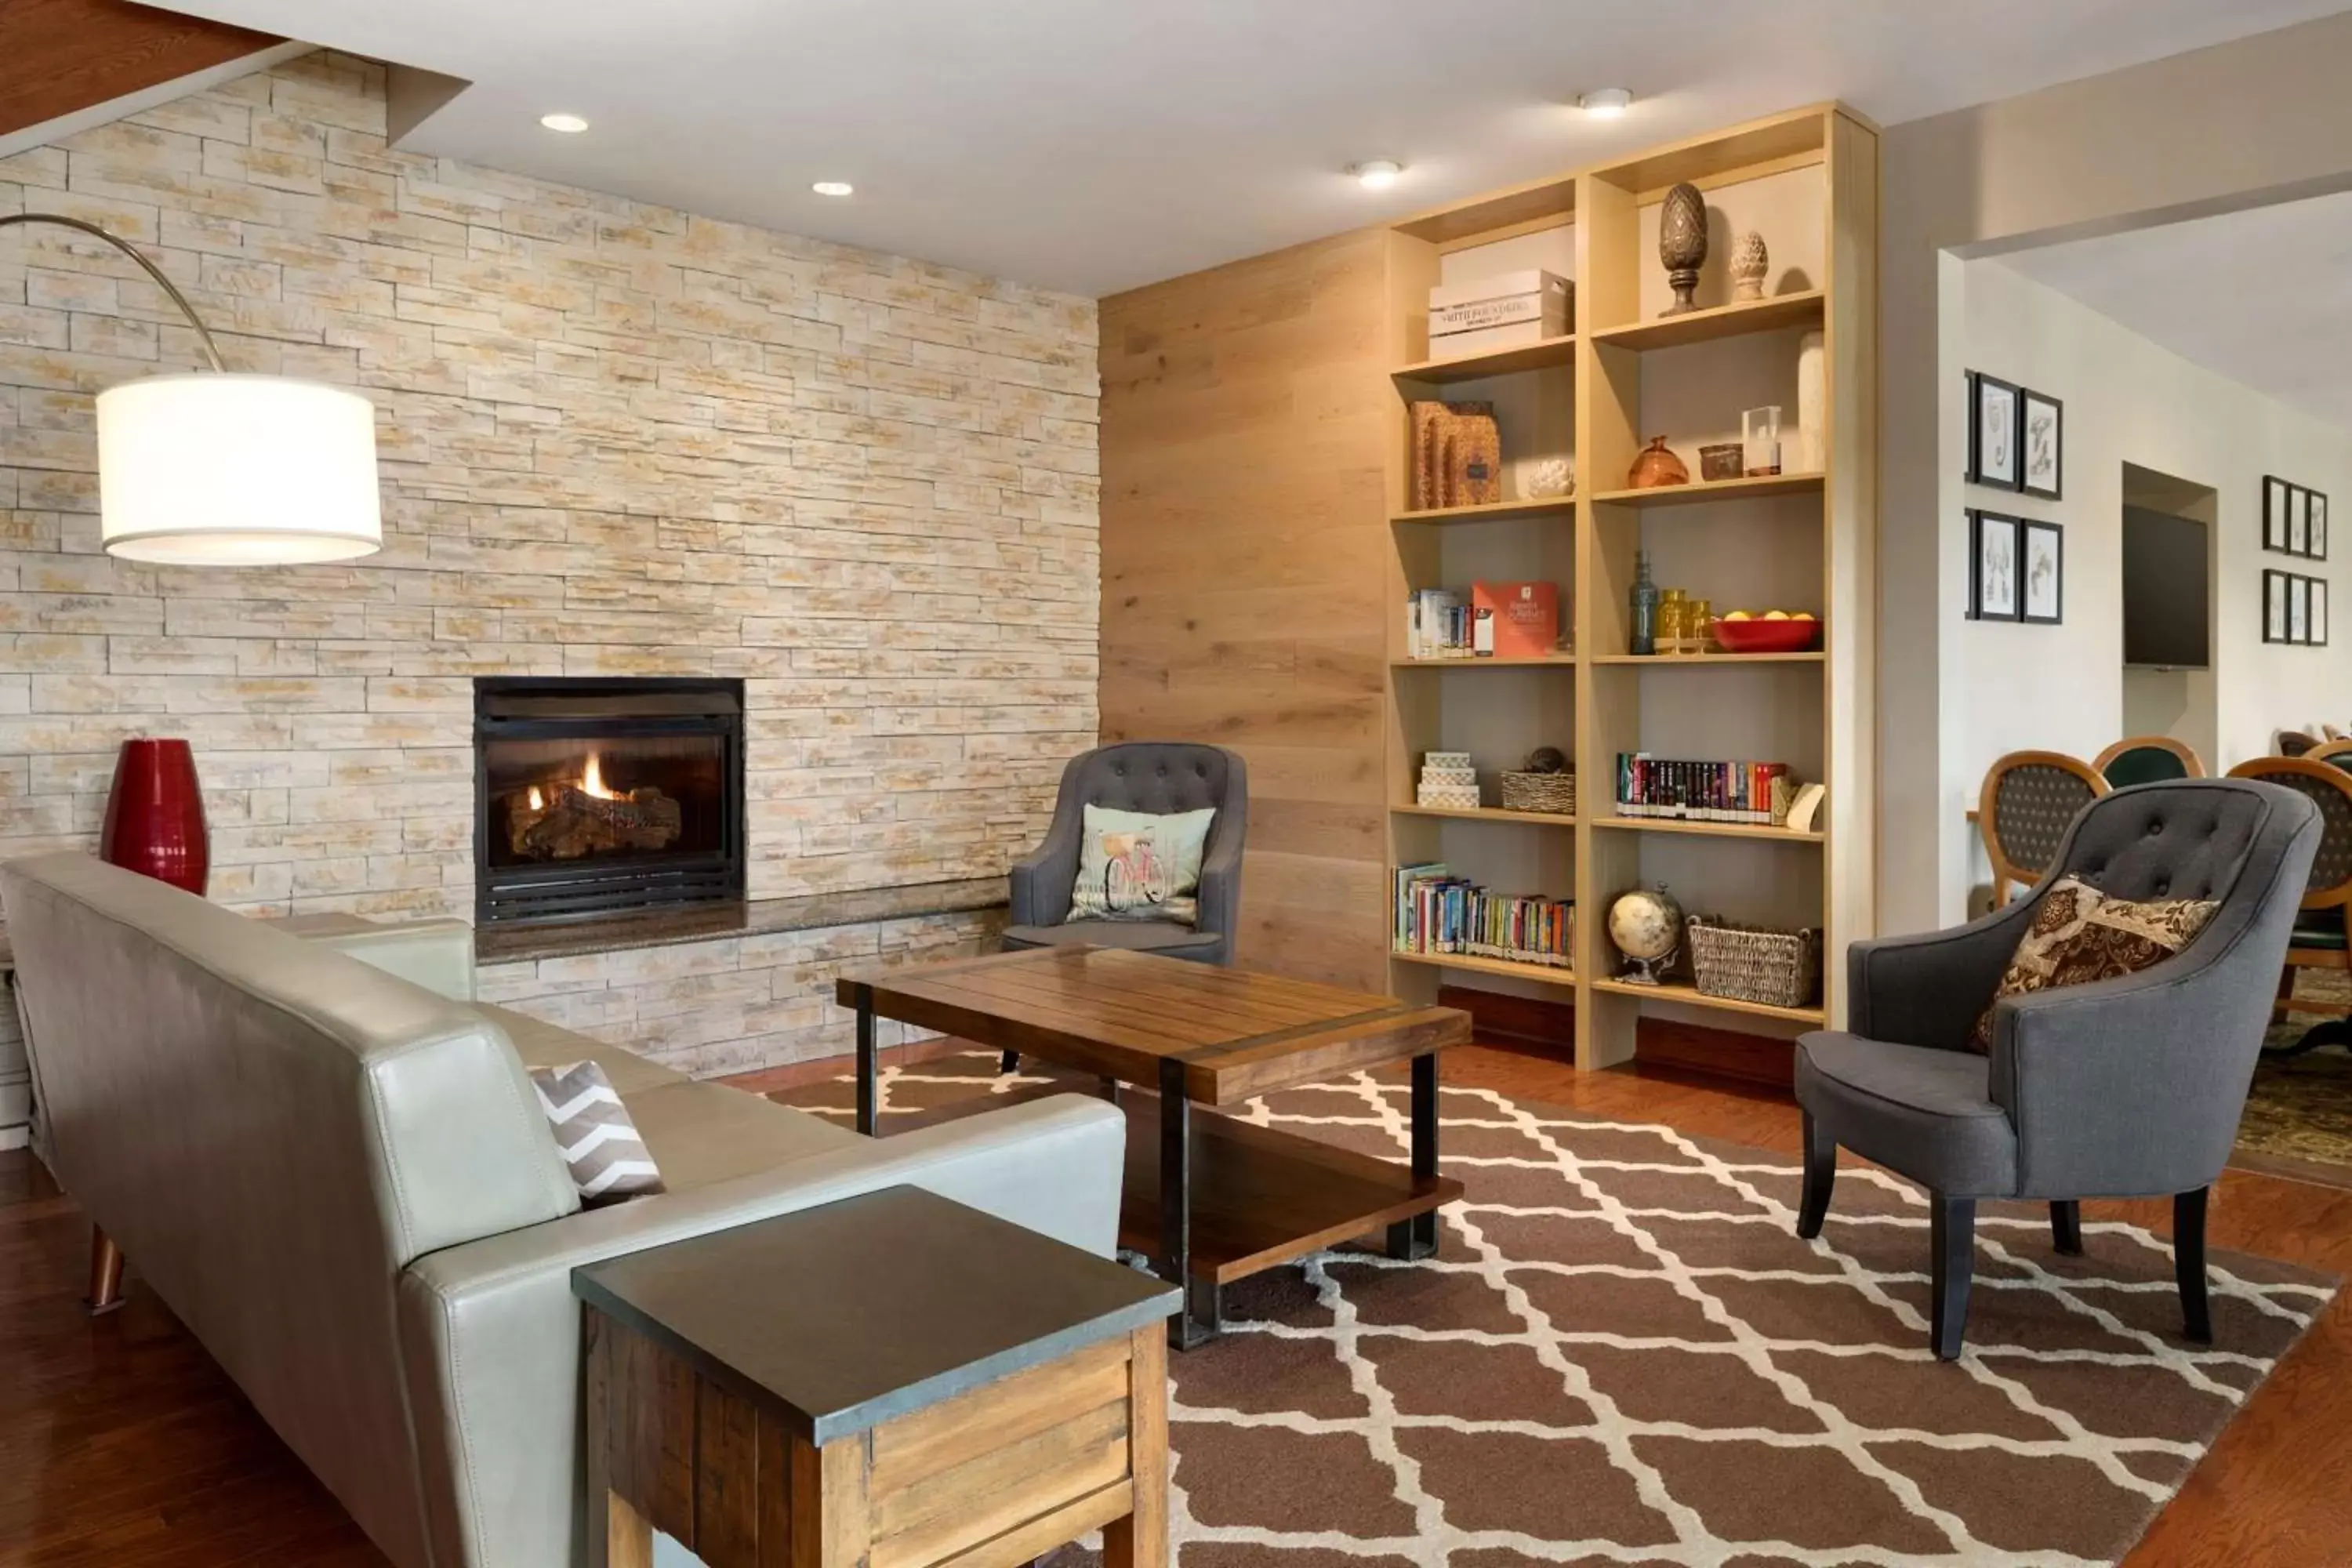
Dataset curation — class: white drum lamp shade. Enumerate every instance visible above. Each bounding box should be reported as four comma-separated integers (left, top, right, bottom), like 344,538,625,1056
96,374,383,564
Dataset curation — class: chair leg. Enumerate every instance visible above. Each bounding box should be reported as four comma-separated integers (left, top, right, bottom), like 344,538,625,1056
2273,962,2298,1025
85,1225,126,1316
2049,1200,2084,1255
1795,1112,1835,1240
999,1049,1019,1076
1929,1195,1976,1361
2176,1187,2213,1344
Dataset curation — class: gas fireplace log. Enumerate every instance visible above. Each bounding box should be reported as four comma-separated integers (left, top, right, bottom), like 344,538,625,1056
506,784,683,860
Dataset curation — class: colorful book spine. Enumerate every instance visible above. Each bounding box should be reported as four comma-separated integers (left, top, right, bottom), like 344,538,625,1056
1613,753,1789,825
1392,862,1573,967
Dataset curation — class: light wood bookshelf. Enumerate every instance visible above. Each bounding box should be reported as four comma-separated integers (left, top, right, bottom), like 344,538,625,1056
1380,103,1877,1072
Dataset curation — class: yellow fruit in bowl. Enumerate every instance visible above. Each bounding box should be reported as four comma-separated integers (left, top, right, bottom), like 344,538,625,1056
1762,609,1791,621
1723,610,1752,622
1791,612,1817,622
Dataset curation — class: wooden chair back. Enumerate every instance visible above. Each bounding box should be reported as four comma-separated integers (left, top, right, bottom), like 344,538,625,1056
2306,739,2352,773
2092,735,2204,786
2278,730,2321,757
1977,750,2110,907
2225,757,2352,913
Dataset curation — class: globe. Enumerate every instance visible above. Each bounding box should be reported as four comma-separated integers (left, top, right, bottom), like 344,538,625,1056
1606,883,1686,984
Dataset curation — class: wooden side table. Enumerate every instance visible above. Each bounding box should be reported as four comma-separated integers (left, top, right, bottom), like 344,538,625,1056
573,1186,1179,1568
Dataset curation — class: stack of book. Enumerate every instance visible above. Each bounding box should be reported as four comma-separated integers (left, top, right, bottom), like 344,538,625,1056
1394,864,1573,969
1416,750,1478,809
1404,589,1472,659
1614,753,1791,826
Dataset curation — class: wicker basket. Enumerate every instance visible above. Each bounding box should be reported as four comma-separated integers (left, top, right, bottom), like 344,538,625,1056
1498,770,1577,815
1686,916,1819,1011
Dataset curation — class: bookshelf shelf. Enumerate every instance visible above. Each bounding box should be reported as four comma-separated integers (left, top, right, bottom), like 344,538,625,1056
1588,473,1824,509
1587,976,1826,1025
1588,651,1823,665
1392,497,1577,526
1392,333,1576,383
1393,950,1577,988
1392,804,1577,827
1587,289,1824,352
1592,817,1824,844
1370,101,1872,1073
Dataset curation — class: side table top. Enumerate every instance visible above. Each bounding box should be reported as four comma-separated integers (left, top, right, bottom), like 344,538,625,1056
572,1185,1178,1443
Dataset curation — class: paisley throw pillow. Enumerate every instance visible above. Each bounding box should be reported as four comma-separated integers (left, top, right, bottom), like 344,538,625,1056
1969,875,2217,1052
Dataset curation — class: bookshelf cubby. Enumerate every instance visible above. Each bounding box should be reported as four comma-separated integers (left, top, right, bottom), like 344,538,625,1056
1381,103,1876,1070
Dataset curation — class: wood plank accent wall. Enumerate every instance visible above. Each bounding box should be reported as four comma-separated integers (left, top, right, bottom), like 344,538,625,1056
0,0,281,140
1098,230,1395,989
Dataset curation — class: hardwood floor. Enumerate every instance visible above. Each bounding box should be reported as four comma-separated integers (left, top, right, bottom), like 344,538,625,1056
4,1044,2350,1565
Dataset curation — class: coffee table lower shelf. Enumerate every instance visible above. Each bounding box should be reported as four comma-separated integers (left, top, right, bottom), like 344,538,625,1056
1112,1091,1462,1303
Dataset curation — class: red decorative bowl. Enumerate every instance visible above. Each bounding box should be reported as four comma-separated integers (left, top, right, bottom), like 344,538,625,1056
1710,616,1821,655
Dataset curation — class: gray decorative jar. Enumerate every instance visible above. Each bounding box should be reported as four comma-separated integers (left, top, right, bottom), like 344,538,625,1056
1658,182,1708,317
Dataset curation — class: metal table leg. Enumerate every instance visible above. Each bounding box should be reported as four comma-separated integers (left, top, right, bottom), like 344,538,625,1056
1387,1051,1440,1260
851,984,879,1136
1160,1058,1217,1348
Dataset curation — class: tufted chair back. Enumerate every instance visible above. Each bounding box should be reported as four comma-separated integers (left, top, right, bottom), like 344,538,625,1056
2043,779,2278,906
1064,741,1238,818
1979,750,2109,906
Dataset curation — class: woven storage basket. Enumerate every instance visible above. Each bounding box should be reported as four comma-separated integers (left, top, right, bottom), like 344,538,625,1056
1498,770,1577,815
1686,916,1818,1011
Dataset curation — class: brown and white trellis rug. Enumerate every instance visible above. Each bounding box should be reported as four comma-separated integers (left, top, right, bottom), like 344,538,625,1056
772,1054,2335,1567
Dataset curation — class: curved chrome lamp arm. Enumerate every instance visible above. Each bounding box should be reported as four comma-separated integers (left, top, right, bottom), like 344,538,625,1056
0,212,227,372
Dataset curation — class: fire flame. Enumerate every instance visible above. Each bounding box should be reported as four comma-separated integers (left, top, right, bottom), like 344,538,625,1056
526,785,544,811
580,751,619,800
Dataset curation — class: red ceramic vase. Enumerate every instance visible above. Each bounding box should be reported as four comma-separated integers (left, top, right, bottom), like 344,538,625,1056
99,739,209,895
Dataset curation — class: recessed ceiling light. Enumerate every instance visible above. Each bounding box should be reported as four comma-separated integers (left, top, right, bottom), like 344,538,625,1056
1577,89,1633,119
1349,159,1403,191
539,112,590,133
812,181,855,197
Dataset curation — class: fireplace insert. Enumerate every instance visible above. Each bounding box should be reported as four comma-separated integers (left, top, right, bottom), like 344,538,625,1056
474,677,745,924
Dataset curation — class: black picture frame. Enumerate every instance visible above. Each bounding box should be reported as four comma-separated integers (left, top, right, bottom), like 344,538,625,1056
1966,372,2021,490
2265,476,2292,552
2018,518,2063,624
2291,488,2311,556
2020,389,2063,500
2311,492,2329,561
2313,576,2331,645
1969,510,2021,620
2264,569,2292,644
2291,575,2312,644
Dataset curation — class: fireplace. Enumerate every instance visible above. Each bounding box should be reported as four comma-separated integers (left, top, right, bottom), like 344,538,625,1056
474,677,745,924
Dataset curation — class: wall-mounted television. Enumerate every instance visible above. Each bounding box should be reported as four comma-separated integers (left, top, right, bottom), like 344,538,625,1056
2122,506,2210,670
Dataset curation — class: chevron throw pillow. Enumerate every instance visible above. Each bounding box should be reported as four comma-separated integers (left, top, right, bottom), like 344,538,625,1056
528,1061,665,1204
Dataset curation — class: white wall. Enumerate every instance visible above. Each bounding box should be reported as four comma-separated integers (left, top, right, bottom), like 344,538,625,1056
1943,256,2352,915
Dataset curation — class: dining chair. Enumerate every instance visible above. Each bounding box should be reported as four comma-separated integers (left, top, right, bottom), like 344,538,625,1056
1978,750,2109,908
2092,735,2205,787
2307,739,2352,772
2226,755,2352,1050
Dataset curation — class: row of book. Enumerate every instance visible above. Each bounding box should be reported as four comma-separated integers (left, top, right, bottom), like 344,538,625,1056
1614,753,1790,826
1403,581,1562,660
1395,863,1574,968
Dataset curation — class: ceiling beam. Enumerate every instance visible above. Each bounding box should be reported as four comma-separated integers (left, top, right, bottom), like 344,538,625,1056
0,0,285,142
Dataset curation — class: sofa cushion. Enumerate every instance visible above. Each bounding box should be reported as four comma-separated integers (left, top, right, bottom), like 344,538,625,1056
1796,1031,2018,1198
1004,919,1224,955
618,1078,864,1192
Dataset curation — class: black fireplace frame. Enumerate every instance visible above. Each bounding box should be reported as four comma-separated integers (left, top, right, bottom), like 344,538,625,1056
474,677,746,926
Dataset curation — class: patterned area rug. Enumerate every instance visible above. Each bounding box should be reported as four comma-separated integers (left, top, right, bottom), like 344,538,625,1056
2247,969,2352,1171
773,1054,2336,1567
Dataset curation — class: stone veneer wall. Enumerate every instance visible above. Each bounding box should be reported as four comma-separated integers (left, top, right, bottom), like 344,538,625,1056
0,52,1097,1094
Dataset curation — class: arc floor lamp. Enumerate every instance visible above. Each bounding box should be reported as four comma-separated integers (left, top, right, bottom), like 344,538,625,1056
0,212,382,565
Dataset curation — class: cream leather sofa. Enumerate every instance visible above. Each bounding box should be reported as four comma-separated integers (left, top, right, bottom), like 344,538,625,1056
1,853,1127,1568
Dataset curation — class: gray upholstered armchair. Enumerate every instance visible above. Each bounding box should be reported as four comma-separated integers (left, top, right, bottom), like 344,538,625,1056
1795,779,2319,1359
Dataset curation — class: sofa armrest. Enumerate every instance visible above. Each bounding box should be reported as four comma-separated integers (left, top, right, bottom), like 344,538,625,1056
1195,787,1247,943
1846,898,2035,1051
1011,812,1083,927
394,1093,1127,1568
290,916,477,1002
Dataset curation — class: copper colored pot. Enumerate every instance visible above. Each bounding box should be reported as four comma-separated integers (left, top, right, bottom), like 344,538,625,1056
1627,437,1690,490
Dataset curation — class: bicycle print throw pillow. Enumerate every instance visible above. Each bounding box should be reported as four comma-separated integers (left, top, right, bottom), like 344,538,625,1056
1066,804,1217,924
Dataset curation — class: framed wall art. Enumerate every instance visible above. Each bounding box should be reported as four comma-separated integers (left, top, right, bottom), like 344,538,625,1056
1966,372,2020,490
1969,510,2020,620
2264,569,2291,644
2266,476,2292,552
2313,576,2331,645
2020,389,2063,500
2019,518,2063,624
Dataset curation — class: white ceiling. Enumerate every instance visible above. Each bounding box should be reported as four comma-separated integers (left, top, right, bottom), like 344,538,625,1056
2005,192,2352,434
148,0,2352,296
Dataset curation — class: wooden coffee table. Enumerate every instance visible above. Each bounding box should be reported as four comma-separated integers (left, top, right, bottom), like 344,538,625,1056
837,946,1469,1347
